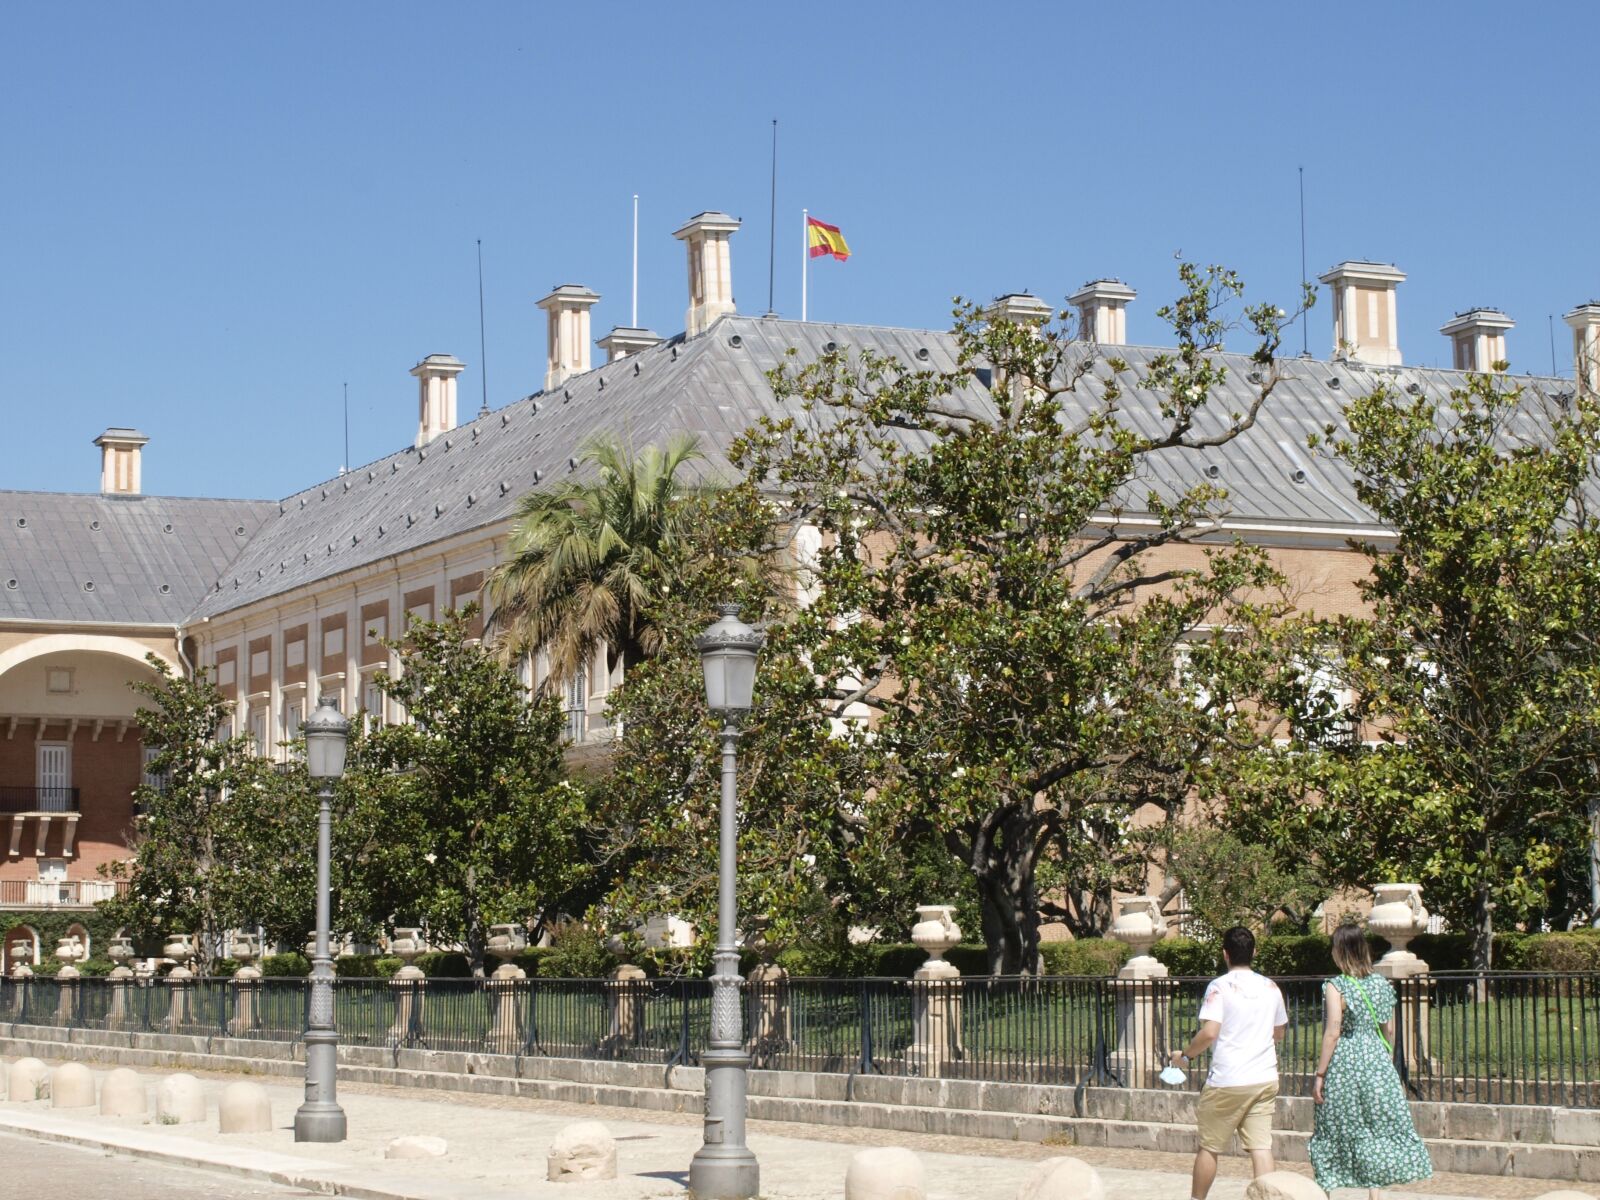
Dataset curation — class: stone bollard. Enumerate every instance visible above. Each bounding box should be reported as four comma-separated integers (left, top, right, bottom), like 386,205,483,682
605,963,647,1048
547,1120,617,1182
156,1073,207,1124
1107,896,1171,1088
388,928,427,1044
845,1147,926,1200
1245,1171,1327,1200
218,1081,272,1133
1530,1193,1600,1200
746,962,790,1055
1367,883,1434,1076
386,1134,449,1159
51,1062,96,1109
99,1067,148,1117
1017,1156,1106,1200
909,905,963,1077
8,1057,49,1102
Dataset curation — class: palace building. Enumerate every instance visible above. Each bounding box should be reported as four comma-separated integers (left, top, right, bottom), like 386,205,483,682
3,206,1596,967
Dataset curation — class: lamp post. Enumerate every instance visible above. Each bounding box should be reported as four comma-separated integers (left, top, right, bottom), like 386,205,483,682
294,693,350,1143
688,603,764,1200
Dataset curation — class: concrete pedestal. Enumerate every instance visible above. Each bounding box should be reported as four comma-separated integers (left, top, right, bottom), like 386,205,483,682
606,964,647,1049
389,966,426,1043
1109,956,1170,1088
746,963,790,1053
909,959,963,1078
1375,955,1434,1077
166,968,195,1032
487,963,526,1054
231,966,261,1035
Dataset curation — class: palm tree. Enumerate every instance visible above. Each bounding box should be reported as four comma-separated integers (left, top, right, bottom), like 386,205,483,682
487,433,710,689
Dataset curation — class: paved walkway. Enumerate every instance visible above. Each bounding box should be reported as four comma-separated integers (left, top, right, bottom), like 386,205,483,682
0,1131,312,1197
0,1058,1563,1199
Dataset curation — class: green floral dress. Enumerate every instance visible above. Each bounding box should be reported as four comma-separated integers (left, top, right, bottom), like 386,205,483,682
1309,974,1433,1190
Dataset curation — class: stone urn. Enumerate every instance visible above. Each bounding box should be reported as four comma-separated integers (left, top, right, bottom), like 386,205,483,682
1367,883,1430,977
230,933,261,981
486,924,528,981
389,927,426,981
55,934,85,980
107,934,135,980
1108,896,1170,979
910,905,961,968
163,934,195,980
8,939,33,979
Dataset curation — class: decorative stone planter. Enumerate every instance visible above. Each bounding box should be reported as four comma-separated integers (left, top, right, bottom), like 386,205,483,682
1107,896,1172,1087
163,934,196,1030
1108,896,1170,980
1367,883,1430,978
229,933,262,1034
388,927,427,1043
909,905,963,1077
106,935,135,1025
485,925,529,1053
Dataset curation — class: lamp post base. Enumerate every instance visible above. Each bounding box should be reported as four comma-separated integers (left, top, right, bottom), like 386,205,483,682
689,1045,759,1199
293,1101,347,1143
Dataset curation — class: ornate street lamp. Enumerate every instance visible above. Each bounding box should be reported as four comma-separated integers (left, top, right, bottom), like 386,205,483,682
688,603,765,1200
294,693,350,1142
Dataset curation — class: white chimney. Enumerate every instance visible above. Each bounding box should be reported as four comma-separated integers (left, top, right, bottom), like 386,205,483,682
1067,279,1137,344
410,354,465,447
1566,303,1600,394
1440,309,1513,373
988,293,1054,326
596,326,663,364
1319,261,1406,365
537,284,601,390
93,427,149,496
673,212,740,337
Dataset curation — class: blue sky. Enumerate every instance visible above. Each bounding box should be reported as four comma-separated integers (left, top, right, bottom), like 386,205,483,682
3,3,1596,500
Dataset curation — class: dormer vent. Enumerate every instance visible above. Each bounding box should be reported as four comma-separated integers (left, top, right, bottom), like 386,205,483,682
1565,303,1600,395
988,293,1054,327
674,211,740,337
597,326,663,363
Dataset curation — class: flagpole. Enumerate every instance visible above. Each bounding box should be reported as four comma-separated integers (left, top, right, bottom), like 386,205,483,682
631,194,639,328
801,208,808,322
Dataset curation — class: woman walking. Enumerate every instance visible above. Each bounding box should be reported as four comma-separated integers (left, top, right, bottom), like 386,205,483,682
1308,924,1433,1197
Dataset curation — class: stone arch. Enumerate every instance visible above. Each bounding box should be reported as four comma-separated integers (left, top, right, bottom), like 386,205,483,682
0,633,178,682
65,921,90,961
3,924,39,974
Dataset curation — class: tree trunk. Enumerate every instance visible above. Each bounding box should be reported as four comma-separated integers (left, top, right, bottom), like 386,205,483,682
1471,881,1495,973
465,862,485,978
972,806,1042,975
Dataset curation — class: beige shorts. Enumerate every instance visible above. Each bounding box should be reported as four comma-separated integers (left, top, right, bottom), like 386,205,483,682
1196,1081,1279,1152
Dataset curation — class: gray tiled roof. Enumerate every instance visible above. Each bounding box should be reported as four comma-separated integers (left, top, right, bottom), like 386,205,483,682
0,491,274,625
186,314,1575,622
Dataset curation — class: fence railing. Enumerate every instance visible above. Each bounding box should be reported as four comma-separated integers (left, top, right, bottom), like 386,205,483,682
0,878,126,908
2,971,1594,1107
0,786,80,815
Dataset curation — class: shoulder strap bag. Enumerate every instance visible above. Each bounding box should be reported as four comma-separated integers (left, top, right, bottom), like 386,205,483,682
1351,975,1393,1056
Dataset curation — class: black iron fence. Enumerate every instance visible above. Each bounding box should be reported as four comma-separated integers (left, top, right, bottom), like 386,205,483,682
3,971,1595,1107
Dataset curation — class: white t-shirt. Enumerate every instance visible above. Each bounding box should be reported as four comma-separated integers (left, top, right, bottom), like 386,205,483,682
1197,968,1288,1088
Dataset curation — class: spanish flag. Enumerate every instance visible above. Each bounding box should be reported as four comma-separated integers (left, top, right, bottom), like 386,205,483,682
807,217,850,261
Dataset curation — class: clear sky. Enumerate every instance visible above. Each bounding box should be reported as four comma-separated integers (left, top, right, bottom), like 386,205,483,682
4,3,1597,500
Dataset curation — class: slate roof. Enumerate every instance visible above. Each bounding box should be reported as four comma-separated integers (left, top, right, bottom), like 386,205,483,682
0,491,274,625
186,314,1577,622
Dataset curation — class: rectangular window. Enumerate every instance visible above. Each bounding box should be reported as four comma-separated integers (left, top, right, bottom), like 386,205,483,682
217,658,236,686
564,672,588,743
365,615,387,646
324,627,345,658
286,640,306,668
250,710,268,754
284,700,303,740
363,680,385,731
250,650,270,677
36,742,71,812
46,667,73,694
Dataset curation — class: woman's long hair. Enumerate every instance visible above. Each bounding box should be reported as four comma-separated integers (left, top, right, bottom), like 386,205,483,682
1331,923,1373,978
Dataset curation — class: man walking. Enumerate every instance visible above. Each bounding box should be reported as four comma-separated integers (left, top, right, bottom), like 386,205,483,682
1169,925,1288,1200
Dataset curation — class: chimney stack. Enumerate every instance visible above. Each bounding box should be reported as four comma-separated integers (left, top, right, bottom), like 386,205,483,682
410,354,465,447
1566,303,1600,394
1318,261,1406,366
1440,309,1513,373
673,212,740,337
93,428,149,496
537,284,601,390
1067,279,1137,344
597,326,663,364
988,293,1054,326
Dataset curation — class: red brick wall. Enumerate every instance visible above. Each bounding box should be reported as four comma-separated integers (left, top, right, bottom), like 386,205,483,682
0,726,138,884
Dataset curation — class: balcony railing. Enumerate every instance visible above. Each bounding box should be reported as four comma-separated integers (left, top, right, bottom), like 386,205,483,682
0,786,81,815
0,878,125,909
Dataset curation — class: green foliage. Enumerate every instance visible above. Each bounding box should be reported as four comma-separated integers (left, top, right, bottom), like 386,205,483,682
1039,939,1131,977
1165,826,1326,939
259,952,309,977
1151,937,1224,977
1233,373,1600,968
96,657,311,973
346,608,584,976
538,923,615,979
734,264,1311,972
486,433,719,682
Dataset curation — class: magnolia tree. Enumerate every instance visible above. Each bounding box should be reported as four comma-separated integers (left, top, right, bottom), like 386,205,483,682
732,265,1309,973
1226,372,1600,966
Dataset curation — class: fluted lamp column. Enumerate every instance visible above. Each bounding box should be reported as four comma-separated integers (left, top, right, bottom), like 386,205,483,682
294,693,350,1142
688,603,765,1200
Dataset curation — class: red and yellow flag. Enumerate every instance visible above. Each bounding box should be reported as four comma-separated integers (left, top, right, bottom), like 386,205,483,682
807,217,850,261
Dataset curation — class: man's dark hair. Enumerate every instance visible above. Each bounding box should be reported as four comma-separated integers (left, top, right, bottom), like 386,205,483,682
1221,925,1256,967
